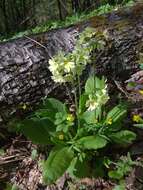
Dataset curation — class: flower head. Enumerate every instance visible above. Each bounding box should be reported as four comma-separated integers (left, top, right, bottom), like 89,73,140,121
63,61,75,73
48,27,97,84
86,98,99,111
86,80,109,111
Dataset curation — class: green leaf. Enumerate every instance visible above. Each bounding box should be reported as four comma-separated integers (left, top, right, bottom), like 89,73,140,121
31,149,38,160
109,130,136,144
5,184,18,190
85,76,106,94
106,104,127,123
43,98,67,114
105,104,127,130
139,63,143,70
108,170,123,180
68,157,91,178
92,157,106,178
11,185,18,190
81,110,96,124
20,118,55,145
35,98,67,122
113,180,126,190
43,146,74,184
113,184,126,190
79,93,88,114
134,123,143,129
35,109,56,122
77,135,107,150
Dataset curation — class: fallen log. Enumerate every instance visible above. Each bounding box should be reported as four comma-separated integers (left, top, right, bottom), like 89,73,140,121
0,2,143,124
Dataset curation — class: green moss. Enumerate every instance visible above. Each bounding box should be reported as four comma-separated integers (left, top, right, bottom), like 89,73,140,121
0,1,135,42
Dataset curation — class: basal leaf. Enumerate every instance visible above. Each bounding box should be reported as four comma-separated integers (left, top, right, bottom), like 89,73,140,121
77,135,107,150
43,98,67,114
20,118,55,145
108,170,123,180
35,109,56,122
106,104,127,124
43,146,74,184
109,130,136,144
68,157,91,178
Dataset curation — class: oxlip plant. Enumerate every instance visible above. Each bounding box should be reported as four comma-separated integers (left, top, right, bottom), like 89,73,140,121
18,27,136,185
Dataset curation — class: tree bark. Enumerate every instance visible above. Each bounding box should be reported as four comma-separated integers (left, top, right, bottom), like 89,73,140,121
0,2,143,124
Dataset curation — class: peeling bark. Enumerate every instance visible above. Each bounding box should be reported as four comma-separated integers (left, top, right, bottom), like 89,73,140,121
0,2,143,124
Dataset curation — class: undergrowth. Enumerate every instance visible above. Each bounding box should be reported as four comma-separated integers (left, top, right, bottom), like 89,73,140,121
0,0,134,42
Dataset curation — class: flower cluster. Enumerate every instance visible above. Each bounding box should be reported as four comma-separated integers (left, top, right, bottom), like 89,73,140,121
48,27,100,83
86,83,109,111
49,52,75,83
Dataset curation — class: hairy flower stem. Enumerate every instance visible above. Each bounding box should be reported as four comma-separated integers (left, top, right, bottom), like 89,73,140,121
77,74,81,128
73,85,80,128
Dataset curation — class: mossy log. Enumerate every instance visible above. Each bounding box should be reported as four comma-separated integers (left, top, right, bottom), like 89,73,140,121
0,2,143,124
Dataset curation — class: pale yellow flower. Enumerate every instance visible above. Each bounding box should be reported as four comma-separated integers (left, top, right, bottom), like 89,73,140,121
51,75,65,83
63,61,75,73
86,99,99,111
49,59,59,72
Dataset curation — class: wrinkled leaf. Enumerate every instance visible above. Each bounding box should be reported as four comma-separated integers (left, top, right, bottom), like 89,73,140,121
43,146,74,184
109,130,136,144
20,118,55,145
108,170,123,180
68,156,91,178
77,135,107,150
106,104,127,124
81,110,96,124
43,98,67,114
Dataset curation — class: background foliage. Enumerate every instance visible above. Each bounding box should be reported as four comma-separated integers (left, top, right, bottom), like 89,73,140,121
0,0,134,40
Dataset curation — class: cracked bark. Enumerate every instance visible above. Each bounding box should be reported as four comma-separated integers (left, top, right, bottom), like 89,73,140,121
0,2,143,124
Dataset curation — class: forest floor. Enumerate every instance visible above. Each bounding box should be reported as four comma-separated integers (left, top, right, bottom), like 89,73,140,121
1,120,143,190
0,134,114,190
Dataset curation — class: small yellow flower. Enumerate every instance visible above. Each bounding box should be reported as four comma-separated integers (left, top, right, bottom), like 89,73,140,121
132,114,141,123
107,118,112,125
59,134,64,140
139,90,143,95
66,114,74,122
